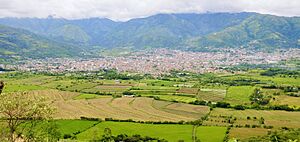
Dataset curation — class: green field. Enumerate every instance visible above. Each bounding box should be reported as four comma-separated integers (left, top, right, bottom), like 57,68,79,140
75,121,227,142
56,120,100,136
225,86,255,105
73,93,111,100
3,84,46,93
0,70,299,141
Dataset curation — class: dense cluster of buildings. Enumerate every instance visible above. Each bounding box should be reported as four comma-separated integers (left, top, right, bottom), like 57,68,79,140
3,48,300,75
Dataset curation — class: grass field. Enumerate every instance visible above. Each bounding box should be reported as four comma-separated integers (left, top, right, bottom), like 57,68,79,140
73,93,111,100
82,85,131,94
75,121,227,142
3,84,46,93
271,95,300,108
145,94,197,103
223,74,300,86
210,108,300,128
228,128,269,140
56,120,100,136
197,89,226,102
225,86,255,105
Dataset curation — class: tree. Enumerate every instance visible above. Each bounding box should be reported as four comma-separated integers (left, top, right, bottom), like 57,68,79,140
100,128,114,142
191,119,202,142
0,81,4,94
216,102,231,108
0,91,55,142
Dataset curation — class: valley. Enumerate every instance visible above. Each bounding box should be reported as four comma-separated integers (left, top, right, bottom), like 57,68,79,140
0,3,300,141
0,69,299,141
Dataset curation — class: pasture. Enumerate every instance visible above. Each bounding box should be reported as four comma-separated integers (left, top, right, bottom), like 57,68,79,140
210,108,300,128
225,86,255,105
75,121,227,142
56,120,100,137
197,88,226,102
228,128,269,140
271,95,300,108
73,93,111,100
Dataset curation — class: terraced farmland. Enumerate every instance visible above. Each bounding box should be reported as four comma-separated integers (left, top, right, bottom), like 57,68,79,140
23,90,209,121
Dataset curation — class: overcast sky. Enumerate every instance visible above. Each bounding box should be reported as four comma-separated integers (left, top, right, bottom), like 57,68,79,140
0,0,299,21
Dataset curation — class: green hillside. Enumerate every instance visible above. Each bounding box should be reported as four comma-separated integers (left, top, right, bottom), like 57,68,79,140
0,13,300,53
195,14,300,50
0,25,85,59
50,24,91,44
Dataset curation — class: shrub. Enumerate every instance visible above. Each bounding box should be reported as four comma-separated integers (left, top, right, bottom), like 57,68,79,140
233,105,245,110
216,102,231,108
63,134,72,139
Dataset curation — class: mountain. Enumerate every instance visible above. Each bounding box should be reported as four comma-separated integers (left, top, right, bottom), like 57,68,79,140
0,25,85,60
0,17,118,45
99,13,254,48
195,14,300,50
0,13,254,48
0,12,300,54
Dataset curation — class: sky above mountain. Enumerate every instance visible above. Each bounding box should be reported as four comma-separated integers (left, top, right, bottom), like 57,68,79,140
0,0,299,21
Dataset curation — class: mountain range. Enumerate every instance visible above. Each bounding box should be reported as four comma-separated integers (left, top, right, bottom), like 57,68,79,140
0,12,300,59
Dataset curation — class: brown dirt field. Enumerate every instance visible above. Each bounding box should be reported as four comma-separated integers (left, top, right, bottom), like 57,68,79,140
176,88,198,95
229,128,269,140
131,97,191,121
109,97,154,120
166,103,209,114
50,94,201,121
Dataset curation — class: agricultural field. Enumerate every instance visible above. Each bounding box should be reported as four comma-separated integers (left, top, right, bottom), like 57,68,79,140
53,96,209,121
0,70,299,141
75,121,227,142
17,88,208,121
56,120,100,137
73,93,111,100
224,86,255,105
228,128,269,140
270,95,300,108
197,88,226,102
209,108,300,128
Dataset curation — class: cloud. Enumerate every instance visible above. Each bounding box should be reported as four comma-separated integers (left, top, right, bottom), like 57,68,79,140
0,0,299,21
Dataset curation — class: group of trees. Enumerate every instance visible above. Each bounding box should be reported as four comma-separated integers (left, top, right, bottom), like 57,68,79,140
0,81,60,142
250,88,271,105
91,128,167,142
260,68,299,77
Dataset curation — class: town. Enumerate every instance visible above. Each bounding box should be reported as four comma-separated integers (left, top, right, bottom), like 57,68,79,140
3,48,299,75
